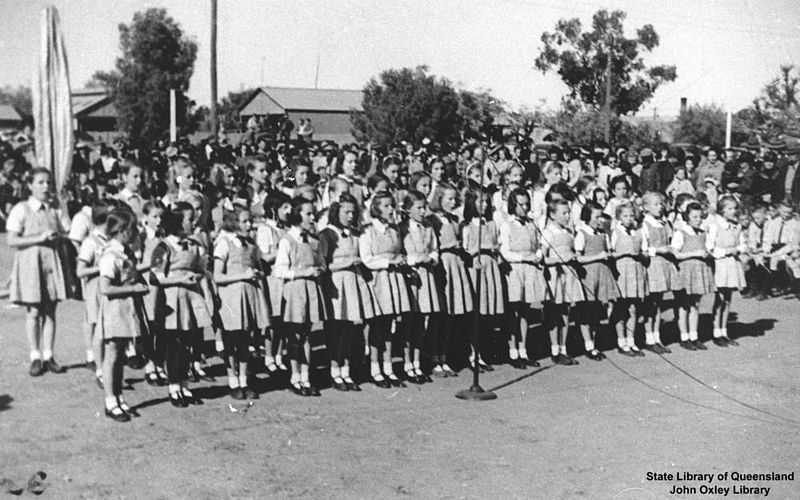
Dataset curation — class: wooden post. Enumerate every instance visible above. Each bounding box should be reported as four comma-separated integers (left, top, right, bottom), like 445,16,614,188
170,89,177,143
210,0,218,136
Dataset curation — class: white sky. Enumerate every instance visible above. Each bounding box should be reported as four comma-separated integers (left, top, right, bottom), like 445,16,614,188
1,0,799,117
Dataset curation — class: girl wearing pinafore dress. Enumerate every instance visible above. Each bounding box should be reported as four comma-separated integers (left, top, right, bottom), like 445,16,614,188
429,183,473,377
641,192,678,354
610,203,648,357
274,197,327,396
574,201,619,361
139,200,168,386
462,189,504,372
400,190,441,384
151,208,213,408
541,199,585,365
708,196,747,348
499,188,548,368
97,210,150,422
671,202,715,351
359,191,413,388
214,206,270,400
319,193,376,391
6,168,71,376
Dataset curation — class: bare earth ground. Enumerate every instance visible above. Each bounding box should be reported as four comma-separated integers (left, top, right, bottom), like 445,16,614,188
0,241,799,500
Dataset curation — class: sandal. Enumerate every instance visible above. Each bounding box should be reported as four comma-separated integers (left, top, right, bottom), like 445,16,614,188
105,405,130,423
264,358,279,373
117,398,140,418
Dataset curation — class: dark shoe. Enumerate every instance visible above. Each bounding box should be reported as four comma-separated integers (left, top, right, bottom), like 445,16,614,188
509,358,526,369
145,372,160,386
230,387,246,400
117,399,140,418
170,392,188,408
586,350,604,361
183,392,203,405
565,355,579,365
645,344,663,354
617,348,637,357
479,361,494,372
290,382,306,396
387,375,407,388
86,360,97,371
332,377,349,391
344,379,361,391
29,359,45,377
723,336,739,346
244,387,259,400
188,369,200,383
713,337,729,347
303,384,321,397
693,340,708,350
442,365,457,377
631,348,645,357
44,358,65,374
520,357,540,368
656,343,671,354
553,354,572,365
372,376,391,388
756,293,769,301
105,406,131,422
127,355,145,370
680,340,697,351
596,351,607,360
404,370,422,384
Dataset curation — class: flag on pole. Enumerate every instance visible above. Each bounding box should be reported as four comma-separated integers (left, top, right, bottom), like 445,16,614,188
33,5,73,195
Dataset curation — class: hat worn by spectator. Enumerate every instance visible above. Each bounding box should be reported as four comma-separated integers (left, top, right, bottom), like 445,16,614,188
639,147,654,159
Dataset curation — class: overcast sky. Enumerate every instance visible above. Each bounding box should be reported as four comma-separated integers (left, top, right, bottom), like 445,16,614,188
1,0,799,117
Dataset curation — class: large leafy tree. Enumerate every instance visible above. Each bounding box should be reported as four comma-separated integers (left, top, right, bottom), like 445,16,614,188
674,103,748,146
94,8,197,148
535,9,676,119
217,88,257,131
738,64,800,139
351,66,461,146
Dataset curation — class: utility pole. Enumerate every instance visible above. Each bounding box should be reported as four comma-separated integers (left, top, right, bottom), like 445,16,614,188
604,46,612,144
210,0,218,137
314,54,320,89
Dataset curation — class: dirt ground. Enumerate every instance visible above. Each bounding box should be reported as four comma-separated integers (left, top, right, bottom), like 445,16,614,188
0,240,799,500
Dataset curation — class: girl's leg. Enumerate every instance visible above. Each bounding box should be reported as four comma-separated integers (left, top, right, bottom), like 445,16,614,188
412,314,427,378
83,320,95,366
235,331,254,397
688,299,706,350
26,305,43,373
299,328,317,393
438,314,454,374
221,329,239,392
507,307,520,363
287,324,302,388
93,324,105,381
384,317,402,383
102,339,119,407
627,302,642,355
264,326,277,371
518,305,531,362
41,302,62,370
368,316,389,384
547,304,561,360
615,300,629,351
326,321,344,385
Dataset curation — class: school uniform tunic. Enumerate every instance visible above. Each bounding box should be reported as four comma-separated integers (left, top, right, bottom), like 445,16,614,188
432,213,474,315
319,225,377,321
541,222,586,304
574,223,619,303
359,219,413,316
139,228,163,323
214,232,271,331
151,235,213,330
96,240,148,340
642,215,680,293
499,216,548,306
402,219,442,314
256,220,286,318
671,227,715,296
611,225,648,299
7,197,70,304
78,229,109,324
274,227,328,324
707,219,747,290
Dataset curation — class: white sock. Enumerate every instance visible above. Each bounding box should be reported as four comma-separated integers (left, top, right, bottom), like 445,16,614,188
86,350,95,362
412,359,421,370
330,366,341,380
433,365,443,372
341,366,350,379
290,373,300,385
550,345,559,357
689,331,698,341
721,328,728,337
645,332,655,345
96,369,103,378
653,330,662,344
626,337,636,348
680,331,689,341
509,348,519,360
238,373,248,388
105,396,118,409
168,383,181,395
713,328,722,338
42,349,53,360
370,362,381,377
228,375,239,389
215,339,225,352
300,365,309,384
559,345,567,355
403,362,414,373
618,337,627,349
584,340,595,352
383,361,394,376
30,350,42,362
518,348,528,360
181,386,193,397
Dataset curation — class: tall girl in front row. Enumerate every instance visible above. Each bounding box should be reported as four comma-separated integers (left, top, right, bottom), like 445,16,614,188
151,208,212,407
274,197,327,396
462,189,504,371
671,202,715,351
213,206,271,400
610,203,648,357
319,193,375,391
541,199,585,365
359,190,413,388
97,210,150,422
641,192,677,354
428,183,473,377
6,168,71,376
707,195,746,347
499,188,547,368
400,190,441,383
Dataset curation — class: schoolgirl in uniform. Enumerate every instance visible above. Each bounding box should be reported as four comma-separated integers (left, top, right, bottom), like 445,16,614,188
151,206,213,407
641,192,678,354
574,201,619,361
541,198,585,365
139,200,168,386
243,156,269,224
273,197,327,396
428,183,473,377
462,189,504,371
115,162,146,220
75,199,112,384
399,190,441,382
671,202,715,351
257,192,291,372
214,206,270,399
162,163,201,210
499,188,547,368
362,174,390,224
707,195,746,347
319,193,375,391
97,210,150,422
408,171,433,204
610,203,648,357
6,168,71,376
359,190,413,387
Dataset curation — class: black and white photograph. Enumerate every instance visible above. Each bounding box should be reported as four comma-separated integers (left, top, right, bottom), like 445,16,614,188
0,0,798,498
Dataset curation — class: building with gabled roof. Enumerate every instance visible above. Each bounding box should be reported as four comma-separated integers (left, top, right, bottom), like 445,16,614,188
0,104,23,129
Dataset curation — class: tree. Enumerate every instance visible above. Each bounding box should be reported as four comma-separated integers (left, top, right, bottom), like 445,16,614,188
535,10,676,121
217,87,257,131
458,89,505,141
674,103,748,146
738,64,800,140
94,8,197,149
0,85,33,125
351,66,461,146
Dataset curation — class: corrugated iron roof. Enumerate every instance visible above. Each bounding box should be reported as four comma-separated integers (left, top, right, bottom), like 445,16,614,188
257,86,363,112
0,104,22,122
71,88,109,116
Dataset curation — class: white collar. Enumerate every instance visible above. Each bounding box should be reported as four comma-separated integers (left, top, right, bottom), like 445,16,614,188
326,224,352,237
118,188,140,200
408,219,424,232
288,226,303,239
372,218,389,234
643,214,664,227
107,238,125,253
144,225,157,239
576,221,595,234
27,196,47,211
